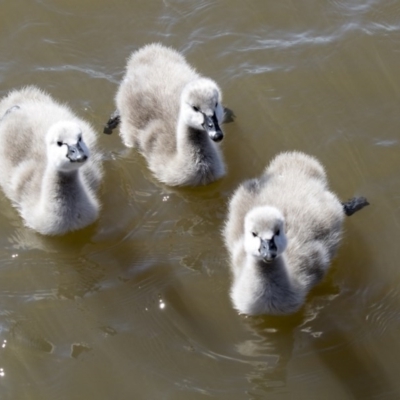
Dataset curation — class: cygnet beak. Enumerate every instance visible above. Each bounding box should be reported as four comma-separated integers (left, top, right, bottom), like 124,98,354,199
203,114,223,142
259,237,278,262
66,142,87,163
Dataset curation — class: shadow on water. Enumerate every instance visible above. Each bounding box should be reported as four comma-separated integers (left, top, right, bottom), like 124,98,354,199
237,298,396,400
311,316,399,400
309,224,400,399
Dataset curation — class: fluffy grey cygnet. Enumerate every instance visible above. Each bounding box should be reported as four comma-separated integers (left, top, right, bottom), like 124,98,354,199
0,86,103,235
115,43,226,186
223,151,346,316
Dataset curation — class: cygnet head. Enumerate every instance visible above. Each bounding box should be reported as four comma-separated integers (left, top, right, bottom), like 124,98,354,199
244,206,287,263
181,78,224,142
46,121,90,172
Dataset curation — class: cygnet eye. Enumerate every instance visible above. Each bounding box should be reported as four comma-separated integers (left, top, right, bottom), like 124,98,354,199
192,105,200,112
215,102,218,107
276,229,280,236
78,136,82,142
252,232,257,237
57,141,63,147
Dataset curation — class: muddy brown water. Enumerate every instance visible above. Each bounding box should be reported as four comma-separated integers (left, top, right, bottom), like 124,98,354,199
0,1,400,399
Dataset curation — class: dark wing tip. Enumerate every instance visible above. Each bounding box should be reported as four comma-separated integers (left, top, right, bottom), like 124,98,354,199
222,106,236,124
103,111,120,135
342,196,370,216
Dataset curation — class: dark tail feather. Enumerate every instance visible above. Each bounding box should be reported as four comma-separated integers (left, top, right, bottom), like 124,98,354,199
222,106,236,124
103,110,120,134
342,196,369,216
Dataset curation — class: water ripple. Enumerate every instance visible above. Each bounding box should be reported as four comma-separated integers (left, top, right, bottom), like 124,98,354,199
365,286,400,336
374,139,398,147
35,64,120,84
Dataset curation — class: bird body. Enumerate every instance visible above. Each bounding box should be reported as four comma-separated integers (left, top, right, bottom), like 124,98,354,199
223,151,345,315
0,86,103,235
115,43,226,186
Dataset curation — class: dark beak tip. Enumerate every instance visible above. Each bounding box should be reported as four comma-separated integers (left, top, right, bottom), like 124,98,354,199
212,132,224,142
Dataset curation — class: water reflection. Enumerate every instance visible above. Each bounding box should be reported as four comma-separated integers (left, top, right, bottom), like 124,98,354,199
234,275,341,398
238,315,299,396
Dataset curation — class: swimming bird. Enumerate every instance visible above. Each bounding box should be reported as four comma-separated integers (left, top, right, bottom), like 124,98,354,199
115,43,226,186
223,151,368,315
0,86,103,235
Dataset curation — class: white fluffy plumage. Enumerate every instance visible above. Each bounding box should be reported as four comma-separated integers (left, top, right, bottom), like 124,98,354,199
115,43,226,186
223,151,345,315
0,86,103,235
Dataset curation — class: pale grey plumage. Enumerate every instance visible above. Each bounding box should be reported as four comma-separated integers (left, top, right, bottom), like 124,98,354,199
115,43,226,186
0,86,103,235
223,151,345,315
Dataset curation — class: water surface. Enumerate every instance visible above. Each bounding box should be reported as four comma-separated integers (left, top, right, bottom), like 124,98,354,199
0,1,400,399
